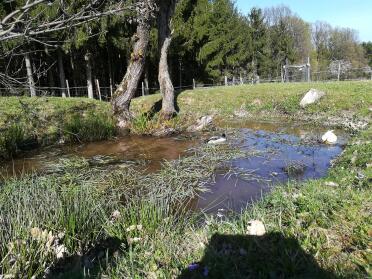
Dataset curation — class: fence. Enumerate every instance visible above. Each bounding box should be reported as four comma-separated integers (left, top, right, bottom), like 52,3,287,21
0,67,371,99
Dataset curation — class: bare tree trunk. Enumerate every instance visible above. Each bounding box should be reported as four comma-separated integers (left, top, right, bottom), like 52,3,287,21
158,0,177,119
111,23,150,131
57,48,67,98
25,52,36,97
85,52,94,99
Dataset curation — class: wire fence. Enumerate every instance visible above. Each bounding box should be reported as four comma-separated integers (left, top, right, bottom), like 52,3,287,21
0,67,371,99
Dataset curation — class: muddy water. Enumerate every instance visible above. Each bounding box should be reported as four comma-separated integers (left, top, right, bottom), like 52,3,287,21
196,121,347,213
0,136,195,177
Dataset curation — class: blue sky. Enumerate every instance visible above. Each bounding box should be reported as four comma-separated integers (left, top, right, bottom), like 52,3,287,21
235,0,372,42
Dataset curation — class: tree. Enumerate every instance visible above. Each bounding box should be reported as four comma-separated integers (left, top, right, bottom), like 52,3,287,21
111,0,156,132
249,7,270,77
158,0,178,119
362,42,372,67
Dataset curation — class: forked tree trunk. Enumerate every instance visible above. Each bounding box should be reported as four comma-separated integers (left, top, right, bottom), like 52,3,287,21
111,22,150,131
158,0,177,119
25,52,36,97
57,48,67,98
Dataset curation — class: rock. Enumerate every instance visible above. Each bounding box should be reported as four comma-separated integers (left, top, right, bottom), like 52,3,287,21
152,127,176,137
187,115,213,132
234,108,249,118
321,130,337,144
325,181,339,187
300,88,325,108
246,220,266,236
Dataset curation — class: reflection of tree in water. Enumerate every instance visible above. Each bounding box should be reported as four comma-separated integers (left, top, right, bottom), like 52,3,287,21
178,232,336,279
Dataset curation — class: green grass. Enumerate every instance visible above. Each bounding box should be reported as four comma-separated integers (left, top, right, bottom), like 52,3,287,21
0,144,244,278
132,81,372,131
0,97,114,158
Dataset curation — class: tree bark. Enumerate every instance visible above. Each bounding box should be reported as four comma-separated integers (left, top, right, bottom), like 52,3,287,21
85,52,94,99
111,21,151,131
25,52,36,97
57,48,67,98
158,0,177,119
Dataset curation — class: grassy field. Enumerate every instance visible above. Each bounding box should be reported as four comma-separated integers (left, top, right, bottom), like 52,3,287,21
0,81,371,278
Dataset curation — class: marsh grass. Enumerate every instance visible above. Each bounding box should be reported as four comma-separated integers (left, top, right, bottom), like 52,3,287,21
0,143,244,278
0,124,25,158
63,112,116,142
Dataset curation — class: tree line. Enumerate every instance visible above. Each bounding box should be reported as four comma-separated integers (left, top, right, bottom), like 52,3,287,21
0,0,371,129
1,0,370,92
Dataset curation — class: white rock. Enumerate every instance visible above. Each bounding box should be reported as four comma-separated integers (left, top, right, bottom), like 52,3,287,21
300,89,325,108
321,130,337,144
246,220,266,236
187,115,213,132
325,181,339,187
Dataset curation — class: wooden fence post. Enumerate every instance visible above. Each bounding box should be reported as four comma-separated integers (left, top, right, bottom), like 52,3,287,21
145,79,149,95
307,57,311,82
285,58,289,82
193,78,196,89
224,76,228,86
95,79,102,101
337,61,341,81
240,74,243,85
109,77,113,98
65,79,71,97
142,82,145,96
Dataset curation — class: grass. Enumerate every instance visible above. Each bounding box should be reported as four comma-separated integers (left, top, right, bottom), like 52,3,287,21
0,144,244,278
0,97,114,158
0,81,371,278
132,81,372,131
102,128,372,278
1,81,371,157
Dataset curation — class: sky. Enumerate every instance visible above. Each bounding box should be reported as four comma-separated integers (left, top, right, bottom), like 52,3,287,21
235,0,372,42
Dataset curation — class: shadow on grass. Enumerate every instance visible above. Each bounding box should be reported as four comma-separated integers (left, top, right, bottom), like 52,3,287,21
47,237,123,279
178,232,336,279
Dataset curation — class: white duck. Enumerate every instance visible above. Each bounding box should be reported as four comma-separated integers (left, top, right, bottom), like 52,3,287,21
321,130,337,144
207,133,227,144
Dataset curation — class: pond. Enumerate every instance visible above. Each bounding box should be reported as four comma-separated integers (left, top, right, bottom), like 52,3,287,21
195,121,347,213
0,120,348,213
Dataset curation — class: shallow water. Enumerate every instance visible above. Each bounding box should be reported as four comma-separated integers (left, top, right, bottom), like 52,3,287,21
0,121,348,214
196,123,347,213
0,135,195,177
